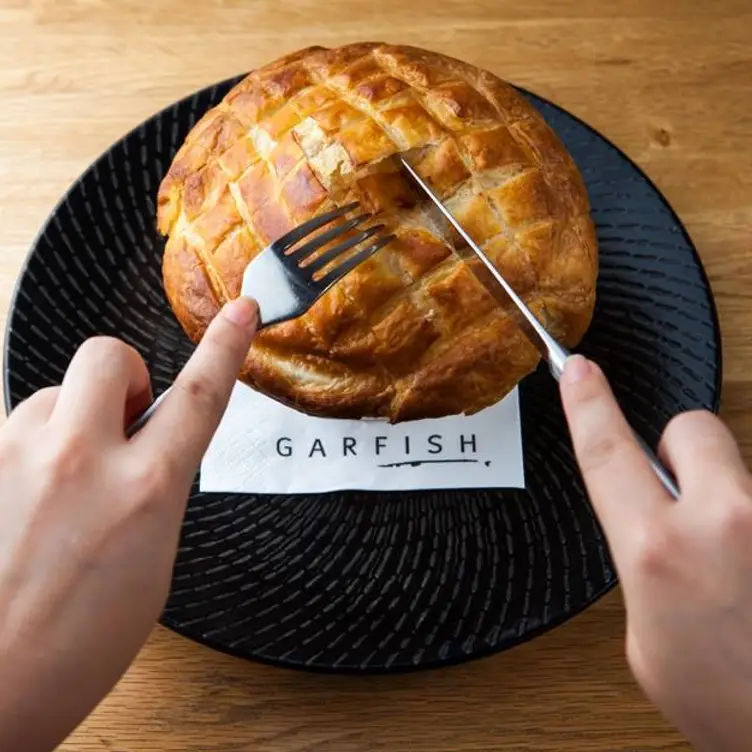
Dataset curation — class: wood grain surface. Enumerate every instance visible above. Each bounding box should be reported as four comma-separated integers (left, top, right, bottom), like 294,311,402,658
1,0,750,749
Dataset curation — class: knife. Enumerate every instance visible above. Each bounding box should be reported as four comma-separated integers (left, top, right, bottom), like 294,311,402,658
399,156,680,500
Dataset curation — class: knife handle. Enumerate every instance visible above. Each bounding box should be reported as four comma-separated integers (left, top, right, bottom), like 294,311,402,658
551,354,680,500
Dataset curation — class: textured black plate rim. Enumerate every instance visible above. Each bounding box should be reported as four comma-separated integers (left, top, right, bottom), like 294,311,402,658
2,76,724,675
160,578,606,675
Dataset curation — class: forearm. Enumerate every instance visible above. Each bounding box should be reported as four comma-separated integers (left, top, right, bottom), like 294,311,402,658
0,647,96,751
0,610,131,752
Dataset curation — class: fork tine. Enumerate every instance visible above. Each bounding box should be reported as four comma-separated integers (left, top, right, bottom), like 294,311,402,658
302,224,385,275
317,233,396,287
271,202,360,253
287,212,371,259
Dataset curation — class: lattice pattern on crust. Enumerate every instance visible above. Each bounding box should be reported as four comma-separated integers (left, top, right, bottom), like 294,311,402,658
158,43,598,421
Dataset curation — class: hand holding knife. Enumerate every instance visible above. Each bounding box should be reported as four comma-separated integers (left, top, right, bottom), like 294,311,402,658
399,156,680,500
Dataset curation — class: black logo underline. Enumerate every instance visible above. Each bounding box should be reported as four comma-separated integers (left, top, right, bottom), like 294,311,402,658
377,458,486,468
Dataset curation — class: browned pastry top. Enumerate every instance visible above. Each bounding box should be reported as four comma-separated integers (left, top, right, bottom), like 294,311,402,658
157,42,598,422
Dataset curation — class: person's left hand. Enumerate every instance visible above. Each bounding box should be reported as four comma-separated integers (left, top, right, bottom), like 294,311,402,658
0,297,258,752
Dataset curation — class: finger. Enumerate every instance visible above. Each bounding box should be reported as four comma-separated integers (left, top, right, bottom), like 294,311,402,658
138,297,258,474
7,386,61,425
559,355,669,555
51,337,151,438
660,410,749,496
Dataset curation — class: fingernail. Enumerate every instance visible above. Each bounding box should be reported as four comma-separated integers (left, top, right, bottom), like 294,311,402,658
562,354,592,384
221,297,258,329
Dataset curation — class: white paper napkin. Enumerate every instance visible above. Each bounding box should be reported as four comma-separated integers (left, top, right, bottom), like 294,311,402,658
200,383,525,494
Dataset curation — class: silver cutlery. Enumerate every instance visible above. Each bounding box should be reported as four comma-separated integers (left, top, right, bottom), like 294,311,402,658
126,203,394,437
400,156,680,500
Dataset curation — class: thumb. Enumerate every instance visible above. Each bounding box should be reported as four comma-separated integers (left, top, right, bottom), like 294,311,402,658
139,296,259,471
559,355,667,556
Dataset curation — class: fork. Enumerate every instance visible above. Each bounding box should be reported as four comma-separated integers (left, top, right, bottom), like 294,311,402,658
126,202,394,437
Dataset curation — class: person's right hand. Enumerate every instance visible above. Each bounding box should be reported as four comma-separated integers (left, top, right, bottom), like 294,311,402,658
560,355,752,752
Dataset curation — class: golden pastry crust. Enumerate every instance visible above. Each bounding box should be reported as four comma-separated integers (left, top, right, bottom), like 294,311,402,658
158,42,598,421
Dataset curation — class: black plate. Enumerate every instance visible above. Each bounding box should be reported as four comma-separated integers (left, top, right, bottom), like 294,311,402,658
4,76,721,672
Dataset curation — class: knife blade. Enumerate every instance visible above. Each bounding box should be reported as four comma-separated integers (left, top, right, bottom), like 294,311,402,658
399,155,681,501
399,156,569,379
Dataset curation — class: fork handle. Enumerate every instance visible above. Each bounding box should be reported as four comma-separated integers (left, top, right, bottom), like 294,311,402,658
125,318,274,438
125,388,171,438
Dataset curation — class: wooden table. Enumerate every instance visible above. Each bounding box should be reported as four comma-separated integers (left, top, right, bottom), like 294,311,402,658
1,1,750,749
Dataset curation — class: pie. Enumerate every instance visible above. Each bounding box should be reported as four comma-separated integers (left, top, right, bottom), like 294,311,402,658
157,42,598,421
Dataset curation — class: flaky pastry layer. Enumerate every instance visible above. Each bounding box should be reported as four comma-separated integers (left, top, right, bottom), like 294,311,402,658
158,42,598,421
